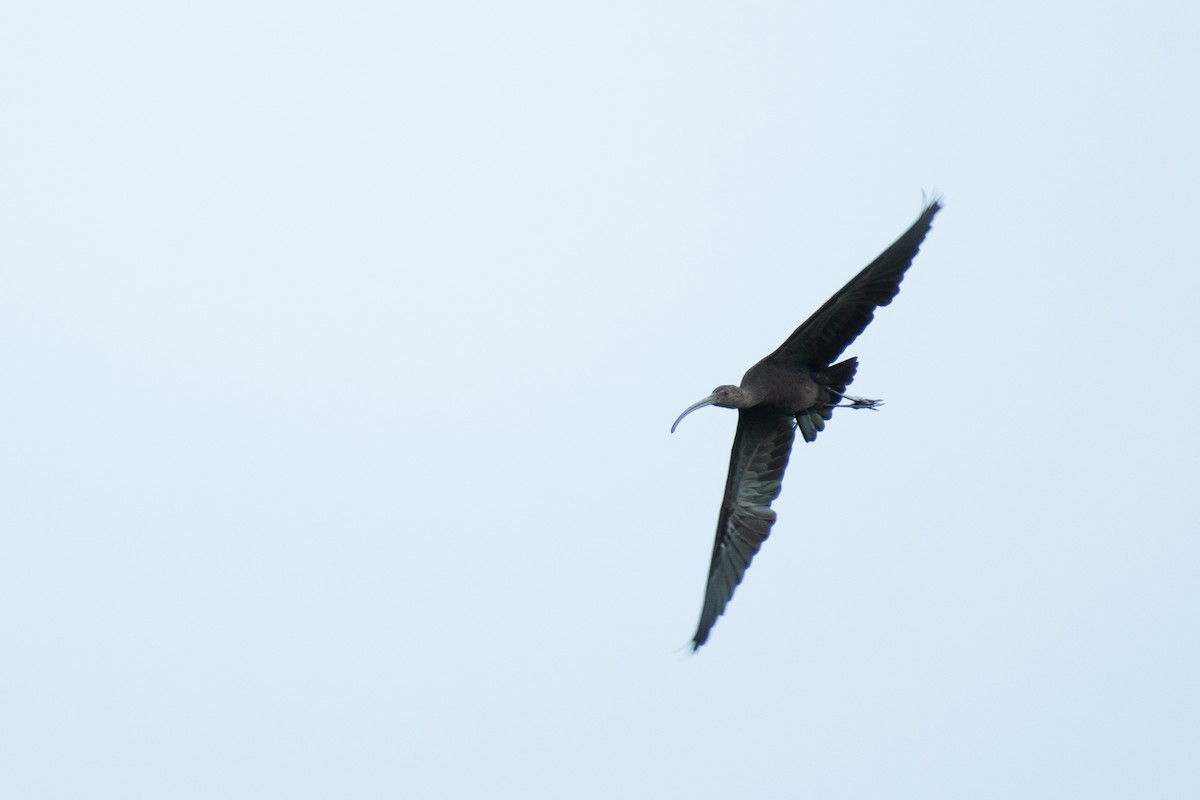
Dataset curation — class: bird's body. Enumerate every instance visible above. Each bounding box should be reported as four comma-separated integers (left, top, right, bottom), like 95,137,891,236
673,199,942,650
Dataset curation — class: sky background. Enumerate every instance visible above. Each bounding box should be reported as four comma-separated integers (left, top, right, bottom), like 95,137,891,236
3,2,1198,798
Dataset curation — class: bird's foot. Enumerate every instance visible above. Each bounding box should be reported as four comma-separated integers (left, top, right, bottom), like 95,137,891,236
844,395,884,410
829,393,884,410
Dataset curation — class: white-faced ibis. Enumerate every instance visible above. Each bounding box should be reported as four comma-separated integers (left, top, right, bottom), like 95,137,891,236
672,199,942,650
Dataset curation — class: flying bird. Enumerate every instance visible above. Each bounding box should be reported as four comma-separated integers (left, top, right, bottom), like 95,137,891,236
672,199,942,650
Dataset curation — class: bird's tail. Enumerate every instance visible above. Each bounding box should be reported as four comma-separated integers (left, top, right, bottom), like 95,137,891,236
823,357,858,395
796,357,858,443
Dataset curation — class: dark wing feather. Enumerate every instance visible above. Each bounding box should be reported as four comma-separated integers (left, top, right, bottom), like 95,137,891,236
762,199,941,370
692,409,797,650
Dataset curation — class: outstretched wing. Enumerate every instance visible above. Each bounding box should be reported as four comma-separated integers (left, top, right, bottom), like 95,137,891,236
762,199,941,370
692,409,797,650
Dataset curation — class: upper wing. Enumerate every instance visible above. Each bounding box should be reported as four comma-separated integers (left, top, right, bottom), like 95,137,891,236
692,409,797,650
761,199,941,370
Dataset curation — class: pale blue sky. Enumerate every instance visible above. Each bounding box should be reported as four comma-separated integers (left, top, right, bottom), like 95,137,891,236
3,2,1198,798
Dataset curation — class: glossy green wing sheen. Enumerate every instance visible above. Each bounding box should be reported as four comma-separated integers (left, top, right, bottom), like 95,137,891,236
762,200,941,370
692,410,797,650
796,411,825,443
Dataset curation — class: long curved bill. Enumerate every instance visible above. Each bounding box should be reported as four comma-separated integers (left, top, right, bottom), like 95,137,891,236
671,394,718,433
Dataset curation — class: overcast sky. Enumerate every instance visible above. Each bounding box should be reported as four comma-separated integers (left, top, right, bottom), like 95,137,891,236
3,2,1198,798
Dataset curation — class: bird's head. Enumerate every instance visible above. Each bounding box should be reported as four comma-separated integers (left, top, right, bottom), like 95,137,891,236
670,385,752,433
709,385,744,407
